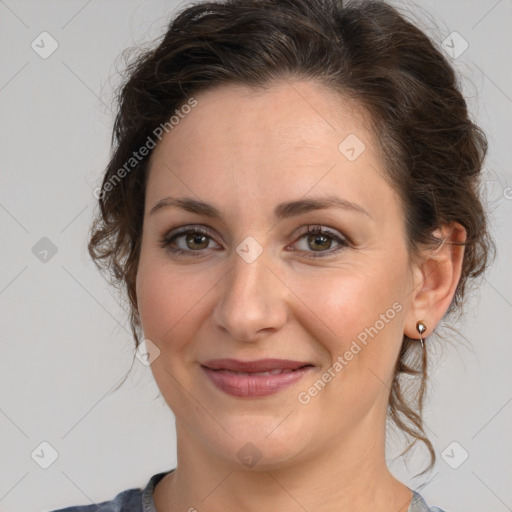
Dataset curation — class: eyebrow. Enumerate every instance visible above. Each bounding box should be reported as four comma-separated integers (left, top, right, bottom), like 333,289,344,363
149,195,372,220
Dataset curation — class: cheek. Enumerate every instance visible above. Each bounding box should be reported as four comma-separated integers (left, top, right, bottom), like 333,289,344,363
292,266,407,431
135,260,212,411
136,254,226,361
292,259,408,386
296,261,405,336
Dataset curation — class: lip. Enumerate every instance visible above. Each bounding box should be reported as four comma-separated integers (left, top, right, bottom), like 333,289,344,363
201,358,314,398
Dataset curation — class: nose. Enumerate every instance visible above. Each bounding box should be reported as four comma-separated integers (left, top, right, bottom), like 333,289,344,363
212,244,288,343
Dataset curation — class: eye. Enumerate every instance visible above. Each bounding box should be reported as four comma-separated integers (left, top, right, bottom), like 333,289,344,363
159,226,220,257
290,225,349,259
159,224,350,259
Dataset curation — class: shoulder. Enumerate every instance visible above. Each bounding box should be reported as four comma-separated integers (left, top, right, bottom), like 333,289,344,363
409,490,448,512
46,470,174,512
48,488,143,512
48,488,142,512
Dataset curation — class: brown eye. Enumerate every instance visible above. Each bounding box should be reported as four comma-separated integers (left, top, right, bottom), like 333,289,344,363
307,232,333,252
160,226,220,257
292,226,349,259
184,232,210,250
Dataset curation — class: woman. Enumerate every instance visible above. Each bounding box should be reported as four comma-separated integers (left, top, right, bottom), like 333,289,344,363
53,0,493,510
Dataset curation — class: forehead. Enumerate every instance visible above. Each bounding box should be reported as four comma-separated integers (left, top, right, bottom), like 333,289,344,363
145,80,398,222
153,80,373,158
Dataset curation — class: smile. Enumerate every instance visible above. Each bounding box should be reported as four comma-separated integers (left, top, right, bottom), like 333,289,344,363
200,358,314,398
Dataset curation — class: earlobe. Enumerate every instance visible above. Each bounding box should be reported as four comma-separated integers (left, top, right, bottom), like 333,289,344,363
416,320,427,348
405,222,466,340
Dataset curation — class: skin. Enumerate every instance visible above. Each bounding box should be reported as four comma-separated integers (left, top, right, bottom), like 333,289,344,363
135,80,466,512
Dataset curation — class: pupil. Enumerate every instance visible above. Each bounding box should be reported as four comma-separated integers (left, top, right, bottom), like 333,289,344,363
310,234,330,251
188,233,207,249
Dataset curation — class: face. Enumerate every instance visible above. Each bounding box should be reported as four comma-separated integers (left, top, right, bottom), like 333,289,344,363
136,80,416,470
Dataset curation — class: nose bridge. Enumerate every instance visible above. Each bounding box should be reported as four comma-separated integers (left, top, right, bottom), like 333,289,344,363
213,239,287,342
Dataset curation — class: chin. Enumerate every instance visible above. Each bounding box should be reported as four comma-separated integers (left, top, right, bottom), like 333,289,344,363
203,415,315,471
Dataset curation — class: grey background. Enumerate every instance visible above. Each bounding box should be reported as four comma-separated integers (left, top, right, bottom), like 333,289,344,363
0,1,510,511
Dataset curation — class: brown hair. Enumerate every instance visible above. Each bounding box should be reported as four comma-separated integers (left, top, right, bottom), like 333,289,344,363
88,0,494,473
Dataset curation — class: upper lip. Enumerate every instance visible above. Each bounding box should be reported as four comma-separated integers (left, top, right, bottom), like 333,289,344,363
201,358,312,372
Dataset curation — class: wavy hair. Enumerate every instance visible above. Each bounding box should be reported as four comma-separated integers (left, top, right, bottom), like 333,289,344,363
88,0,494,473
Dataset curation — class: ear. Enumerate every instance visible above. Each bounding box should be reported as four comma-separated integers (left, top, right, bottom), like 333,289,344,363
404,222,466,339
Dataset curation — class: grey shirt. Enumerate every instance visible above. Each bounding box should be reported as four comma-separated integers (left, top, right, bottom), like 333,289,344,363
49,469,446,512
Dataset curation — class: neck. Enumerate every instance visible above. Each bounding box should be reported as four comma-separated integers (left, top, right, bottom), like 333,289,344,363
154,419,413,512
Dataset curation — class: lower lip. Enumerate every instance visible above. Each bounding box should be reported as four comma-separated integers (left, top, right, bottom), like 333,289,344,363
201,366,313,398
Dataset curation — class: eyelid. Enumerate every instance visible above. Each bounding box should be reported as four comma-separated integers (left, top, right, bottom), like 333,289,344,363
160,223,350,258
160,225,219,248
288,225,350,258
291,224,350,245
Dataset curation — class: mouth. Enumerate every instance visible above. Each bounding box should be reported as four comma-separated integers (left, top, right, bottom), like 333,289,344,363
200,358,314,398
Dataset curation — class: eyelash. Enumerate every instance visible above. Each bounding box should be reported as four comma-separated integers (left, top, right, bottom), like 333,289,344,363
159,225,350,259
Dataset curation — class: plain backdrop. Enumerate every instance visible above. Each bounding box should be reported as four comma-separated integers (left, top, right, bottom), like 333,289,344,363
1,1,511,511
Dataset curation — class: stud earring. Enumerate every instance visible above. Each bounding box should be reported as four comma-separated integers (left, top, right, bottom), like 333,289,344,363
416,321,427,349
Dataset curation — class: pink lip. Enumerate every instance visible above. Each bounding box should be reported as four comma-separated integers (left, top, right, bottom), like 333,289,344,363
201,358,313,398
